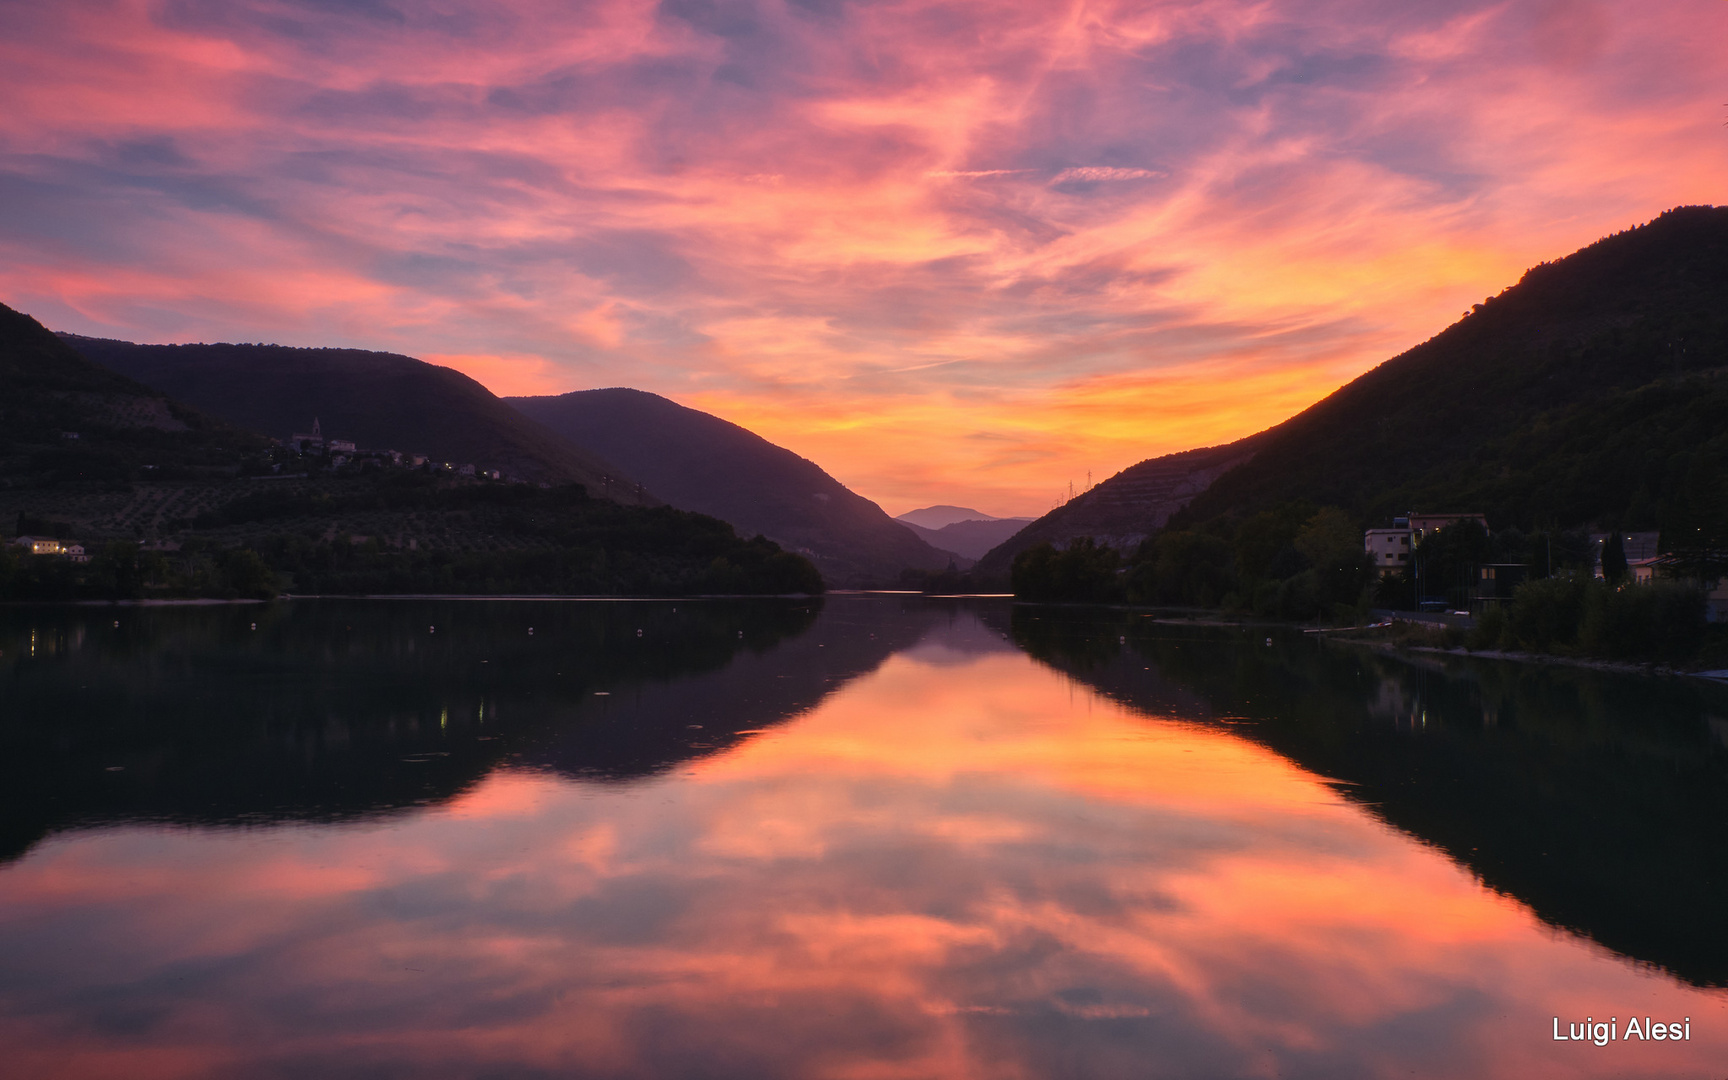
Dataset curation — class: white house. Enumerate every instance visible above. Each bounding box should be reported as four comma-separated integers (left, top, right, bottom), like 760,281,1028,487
1364,528,1414,577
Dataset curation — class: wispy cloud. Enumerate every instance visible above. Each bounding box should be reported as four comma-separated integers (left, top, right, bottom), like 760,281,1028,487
0,0,1723,515
1051,167,1166,183
926,169,1037,178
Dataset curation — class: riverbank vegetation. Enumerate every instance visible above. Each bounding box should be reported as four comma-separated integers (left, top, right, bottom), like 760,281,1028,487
1010,505,1723,668
1012,502,1377,620
1467,577,1719,666
0,481,823,600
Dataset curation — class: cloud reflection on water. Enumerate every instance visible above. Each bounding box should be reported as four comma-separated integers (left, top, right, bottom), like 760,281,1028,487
0,605,1725,1078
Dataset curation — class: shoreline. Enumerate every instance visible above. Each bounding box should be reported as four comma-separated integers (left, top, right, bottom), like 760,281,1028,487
4,591,826,607
1329,632,1727,681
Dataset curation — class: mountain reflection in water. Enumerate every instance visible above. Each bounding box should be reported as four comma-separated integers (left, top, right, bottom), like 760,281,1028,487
1011,608,1728,989
0,597,932,861
0,597,1725,1079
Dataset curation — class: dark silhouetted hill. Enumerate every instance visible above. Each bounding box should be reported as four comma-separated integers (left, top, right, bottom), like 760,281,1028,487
1172,204,1728,536
980,204,1728,572
509,388,955,585
61,336,649,500
1,303,822,599
0,303,266,486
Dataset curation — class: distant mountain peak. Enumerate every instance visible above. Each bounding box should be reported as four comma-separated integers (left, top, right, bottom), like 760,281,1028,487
897,505,1017,530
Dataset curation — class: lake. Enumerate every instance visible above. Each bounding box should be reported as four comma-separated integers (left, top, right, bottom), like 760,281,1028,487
2,596,1726,1078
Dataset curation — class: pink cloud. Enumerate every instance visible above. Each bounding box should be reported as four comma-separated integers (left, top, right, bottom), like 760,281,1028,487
0,0,1723,512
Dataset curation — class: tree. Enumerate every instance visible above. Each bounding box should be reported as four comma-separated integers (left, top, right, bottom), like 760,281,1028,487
1293,507,1375,613
1601,531,1627,581
1012,538,1122,602
1125,530,1233,606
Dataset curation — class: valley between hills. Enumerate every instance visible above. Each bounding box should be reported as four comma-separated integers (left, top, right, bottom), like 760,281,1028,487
2,207,1725,646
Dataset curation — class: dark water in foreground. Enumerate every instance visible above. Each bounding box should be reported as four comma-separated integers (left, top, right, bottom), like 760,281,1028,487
1,596,1726,1079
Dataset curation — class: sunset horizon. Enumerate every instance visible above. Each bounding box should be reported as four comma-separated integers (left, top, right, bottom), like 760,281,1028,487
6,0,1725,517
4,6,1728,1071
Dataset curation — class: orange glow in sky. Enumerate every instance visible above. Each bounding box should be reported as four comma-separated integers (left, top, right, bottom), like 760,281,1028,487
1,1,1725,514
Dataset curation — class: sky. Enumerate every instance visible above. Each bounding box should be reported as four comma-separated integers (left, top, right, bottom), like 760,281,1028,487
2,1,1725,517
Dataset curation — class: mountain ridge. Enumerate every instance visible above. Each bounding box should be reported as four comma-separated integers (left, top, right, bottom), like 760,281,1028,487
509,388,956,586
0,306,271,490
896,505,1024,530
0,302,824,599
979,204,1728,573
59,335,651,502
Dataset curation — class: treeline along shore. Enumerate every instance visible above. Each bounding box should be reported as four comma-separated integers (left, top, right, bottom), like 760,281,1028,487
1,480,824,601
1005,510,1726,669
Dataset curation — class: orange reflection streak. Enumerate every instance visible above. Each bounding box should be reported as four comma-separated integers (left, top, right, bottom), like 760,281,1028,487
695,653,1333,813
1,622,1724,1079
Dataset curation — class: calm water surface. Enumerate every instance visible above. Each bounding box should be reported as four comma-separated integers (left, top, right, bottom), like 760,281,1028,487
2,596,1726,1079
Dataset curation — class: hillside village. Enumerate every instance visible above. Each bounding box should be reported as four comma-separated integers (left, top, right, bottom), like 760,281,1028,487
287,415,508,482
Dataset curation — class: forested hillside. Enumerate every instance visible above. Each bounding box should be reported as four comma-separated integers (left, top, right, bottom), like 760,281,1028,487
1,304,821,599
1174,205,1728,536
990,206,1728,645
